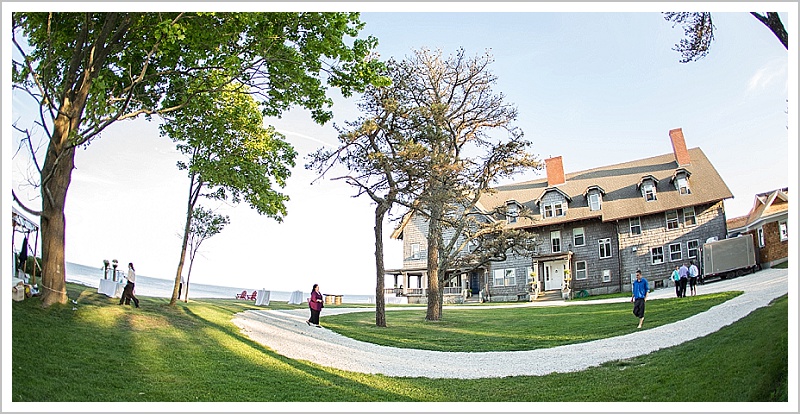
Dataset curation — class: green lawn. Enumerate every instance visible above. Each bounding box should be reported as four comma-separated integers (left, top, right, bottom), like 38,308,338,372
10,283,787,402
324,292,740,351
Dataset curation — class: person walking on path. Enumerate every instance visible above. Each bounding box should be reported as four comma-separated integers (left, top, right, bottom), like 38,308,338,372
678,262,689,297
671,266,681,297
631,270,649,328
306,284,324,328
119,262,140,308
688,260,699,296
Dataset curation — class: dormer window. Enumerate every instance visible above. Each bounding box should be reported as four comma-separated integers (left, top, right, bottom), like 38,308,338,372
671,168,692,195
543,202,567,218
583,185,605,211
638,176,659,202
506,201,520,223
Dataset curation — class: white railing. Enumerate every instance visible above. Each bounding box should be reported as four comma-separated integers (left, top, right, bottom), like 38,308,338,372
443,287,463,295
406,288,425,295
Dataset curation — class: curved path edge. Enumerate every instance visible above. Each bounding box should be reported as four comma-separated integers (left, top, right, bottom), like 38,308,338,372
232,268,788,379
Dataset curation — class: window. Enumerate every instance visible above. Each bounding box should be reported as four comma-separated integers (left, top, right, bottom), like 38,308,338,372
573,227,585,247
542,202,566,218
780,221,788,241
493,269,504,286
666,210,679,230
551,231,561,253
598,238,612,259
677,176,690,194
602,269,611,283
758,227,765,247
687,240,699,259
683,206,696,226
526,267,534,284
588,193,601,211
643,183,657,201
505,268,516,286
575,261,587,280
669,243,682,262
651,246,664,264
630,217,642,235
507,203,518,224
411,243,420,260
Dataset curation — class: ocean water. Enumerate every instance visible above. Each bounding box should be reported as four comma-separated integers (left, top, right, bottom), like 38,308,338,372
65,261,375,304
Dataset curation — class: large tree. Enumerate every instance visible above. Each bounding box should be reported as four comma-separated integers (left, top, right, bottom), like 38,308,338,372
11,12,383,307
366,49,541,321
664,12,788,63
307,60,423,327
160,81,294,306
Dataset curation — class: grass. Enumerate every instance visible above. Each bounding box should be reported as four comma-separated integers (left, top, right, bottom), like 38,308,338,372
10,282,788,402
323,292,740,352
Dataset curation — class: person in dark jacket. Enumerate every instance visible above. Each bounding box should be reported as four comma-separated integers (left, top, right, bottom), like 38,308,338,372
119,262,140,308
306,284,324,328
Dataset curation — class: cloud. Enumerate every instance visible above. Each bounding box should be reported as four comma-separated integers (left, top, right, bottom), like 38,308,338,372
746,59,787,92
275,128,336,149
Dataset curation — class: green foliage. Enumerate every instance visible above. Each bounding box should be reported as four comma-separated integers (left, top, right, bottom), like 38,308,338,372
190,207,230,241
11,284,787,402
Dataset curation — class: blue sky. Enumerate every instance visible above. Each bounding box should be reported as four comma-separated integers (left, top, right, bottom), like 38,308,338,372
5,4,795,296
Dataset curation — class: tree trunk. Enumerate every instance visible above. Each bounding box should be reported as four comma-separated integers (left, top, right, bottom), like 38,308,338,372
184,250,196,303
425,205,442,321
171,177,199,306
374,202,390,327
39,142,76,307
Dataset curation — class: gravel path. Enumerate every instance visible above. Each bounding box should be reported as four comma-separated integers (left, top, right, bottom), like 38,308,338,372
232,268,788,379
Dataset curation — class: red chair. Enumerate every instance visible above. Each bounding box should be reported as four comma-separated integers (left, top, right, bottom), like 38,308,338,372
236,290,248,299
247,290,258,300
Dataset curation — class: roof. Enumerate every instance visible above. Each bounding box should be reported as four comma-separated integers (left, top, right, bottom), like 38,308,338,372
726,187,789,232
391,147,733,237
478,147,733,228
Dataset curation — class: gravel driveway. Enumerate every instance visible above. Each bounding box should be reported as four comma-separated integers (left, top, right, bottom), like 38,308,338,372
232,268,788,379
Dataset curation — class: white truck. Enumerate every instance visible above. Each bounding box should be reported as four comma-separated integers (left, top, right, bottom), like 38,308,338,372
701,234,758,282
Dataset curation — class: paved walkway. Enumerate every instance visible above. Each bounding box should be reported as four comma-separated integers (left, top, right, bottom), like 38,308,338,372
232,268,789,379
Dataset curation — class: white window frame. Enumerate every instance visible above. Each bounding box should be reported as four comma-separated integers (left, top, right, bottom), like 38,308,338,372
683,206,697,227
505,268,516,287
493,269,505,286
507,203,518,224
780,221,788,241
687,239,699,259
554,202,565,217
602,269,611,283
573,227,585,247
758,227,765,247
643,183,656,201
598,238,612,259
669,242,682,262
677,176,690,194
411,243,421,260
543,204,554,218
666,210,679,230
651,246,664,265
588,193,601,211
551,230,561,253
575,261,588,280
526,266,533,284
629,217,642,235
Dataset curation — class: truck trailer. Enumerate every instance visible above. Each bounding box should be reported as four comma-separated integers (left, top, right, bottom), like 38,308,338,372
701,234,758,282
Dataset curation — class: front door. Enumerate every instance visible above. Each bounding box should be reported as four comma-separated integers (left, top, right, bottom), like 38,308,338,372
470,271,480,294
544,261,567,291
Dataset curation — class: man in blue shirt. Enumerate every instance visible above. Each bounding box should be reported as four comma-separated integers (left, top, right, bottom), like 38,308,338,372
678,263,689,297
631,270,649,328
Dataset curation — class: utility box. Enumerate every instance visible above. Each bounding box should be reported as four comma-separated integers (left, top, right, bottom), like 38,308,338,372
702,234,757,281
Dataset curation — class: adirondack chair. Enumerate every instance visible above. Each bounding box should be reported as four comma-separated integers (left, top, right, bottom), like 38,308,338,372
236,290,248,299
247,290,258,301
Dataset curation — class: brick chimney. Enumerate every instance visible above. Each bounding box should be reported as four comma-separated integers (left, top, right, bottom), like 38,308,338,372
669,128,691,166
545,156,566,186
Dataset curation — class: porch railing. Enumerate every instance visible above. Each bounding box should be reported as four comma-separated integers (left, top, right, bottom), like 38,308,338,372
443,287,464,295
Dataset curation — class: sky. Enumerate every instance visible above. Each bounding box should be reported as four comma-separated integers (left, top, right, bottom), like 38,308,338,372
4,3,797,297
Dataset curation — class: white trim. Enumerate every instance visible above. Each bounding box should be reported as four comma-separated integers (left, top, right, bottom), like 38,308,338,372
575,261,588,280
598,238,612,259
573,227,585,247
651,246,664,265
669,242,682,262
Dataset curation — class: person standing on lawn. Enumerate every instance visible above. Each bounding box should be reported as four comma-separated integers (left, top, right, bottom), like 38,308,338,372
688,260,699,296
678,262,689,297
631,270,649,328
306,284,324,328
671,265,681,297
118,262,140,308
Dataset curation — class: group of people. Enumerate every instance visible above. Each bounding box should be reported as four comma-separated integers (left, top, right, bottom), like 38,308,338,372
670,261,700,298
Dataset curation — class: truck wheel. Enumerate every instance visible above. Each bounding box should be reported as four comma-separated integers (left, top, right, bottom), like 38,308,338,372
736,269,745,277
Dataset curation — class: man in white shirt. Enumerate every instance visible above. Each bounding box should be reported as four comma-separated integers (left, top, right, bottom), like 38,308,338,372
688,260,699,296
